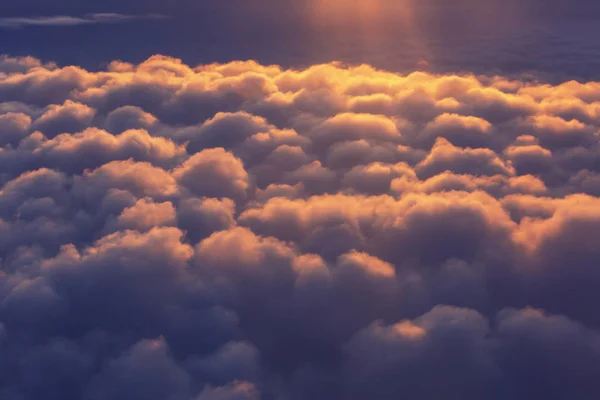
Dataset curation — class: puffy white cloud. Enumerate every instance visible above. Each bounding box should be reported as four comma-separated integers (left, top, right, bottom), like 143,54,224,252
177,197,237,244
415,138,515,179
104,105,158,134
343,306,600,400
31,100,96,138
0,112,31,146
1,55,600,400
173,148,249,200
73,159,178,204
114,197,177,231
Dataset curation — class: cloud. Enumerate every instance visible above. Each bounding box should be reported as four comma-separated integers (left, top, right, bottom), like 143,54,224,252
173,148,250,201
195,381,259,400
343,306,600,400
85,338,191,400
0,13,166,29
1,55,600,399
0,112,31,146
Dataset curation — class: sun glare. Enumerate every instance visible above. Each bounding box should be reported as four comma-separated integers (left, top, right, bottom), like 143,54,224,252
306,0,430,69
309,0,415,26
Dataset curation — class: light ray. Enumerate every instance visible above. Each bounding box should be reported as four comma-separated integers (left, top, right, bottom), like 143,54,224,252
306,0,431,69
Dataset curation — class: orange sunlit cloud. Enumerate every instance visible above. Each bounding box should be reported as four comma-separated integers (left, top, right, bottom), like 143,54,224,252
2,53,600,399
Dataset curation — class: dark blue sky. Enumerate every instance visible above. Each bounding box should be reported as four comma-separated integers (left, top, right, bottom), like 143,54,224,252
1,0,600,82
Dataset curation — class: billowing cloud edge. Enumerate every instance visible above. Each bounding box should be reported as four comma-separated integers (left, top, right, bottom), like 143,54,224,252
1,54,600,400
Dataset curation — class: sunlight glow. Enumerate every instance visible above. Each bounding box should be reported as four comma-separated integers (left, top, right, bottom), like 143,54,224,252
309,0,416,27
306,0,430,68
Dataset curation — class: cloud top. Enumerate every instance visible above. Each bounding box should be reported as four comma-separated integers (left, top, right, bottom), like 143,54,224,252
1,54,600,399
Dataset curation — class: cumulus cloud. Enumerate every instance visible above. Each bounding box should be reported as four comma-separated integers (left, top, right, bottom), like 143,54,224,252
1,55,600,399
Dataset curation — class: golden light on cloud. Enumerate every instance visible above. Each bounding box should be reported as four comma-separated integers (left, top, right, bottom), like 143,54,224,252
3,47,600,398
393,321,426,340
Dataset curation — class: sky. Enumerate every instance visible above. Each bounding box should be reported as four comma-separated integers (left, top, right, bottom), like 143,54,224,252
2,0,600,80
2,1,600,400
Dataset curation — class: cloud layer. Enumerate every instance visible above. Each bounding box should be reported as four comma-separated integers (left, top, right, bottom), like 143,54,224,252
1,55,600,399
